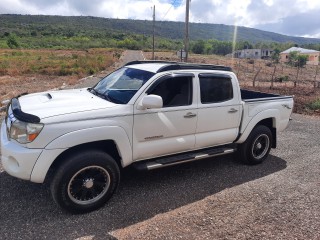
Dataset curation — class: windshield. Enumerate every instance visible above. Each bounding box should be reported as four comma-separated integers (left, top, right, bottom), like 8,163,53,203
91,67,155,104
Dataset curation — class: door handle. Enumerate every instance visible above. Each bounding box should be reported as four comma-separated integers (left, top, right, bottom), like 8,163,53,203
228,108,238,113
184,112,197,118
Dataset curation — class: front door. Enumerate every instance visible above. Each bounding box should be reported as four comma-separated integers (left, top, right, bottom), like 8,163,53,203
133,74,197,160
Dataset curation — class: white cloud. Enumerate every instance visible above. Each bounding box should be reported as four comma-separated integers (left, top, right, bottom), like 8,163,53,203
303,33,320,39
0,0,319,38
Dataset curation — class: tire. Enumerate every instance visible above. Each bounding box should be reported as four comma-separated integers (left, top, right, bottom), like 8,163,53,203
238,125,272,165
50,150,120,213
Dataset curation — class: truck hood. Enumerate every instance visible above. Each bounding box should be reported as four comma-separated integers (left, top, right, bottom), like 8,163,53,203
18,88,117,119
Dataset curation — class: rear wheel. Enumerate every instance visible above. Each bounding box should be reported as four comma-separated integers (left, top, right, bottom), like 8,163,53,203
50,150,120,213
238,125,272,165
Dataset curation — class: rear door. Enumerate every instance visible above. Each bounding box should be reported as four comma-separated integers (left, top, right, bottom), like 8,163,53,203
195,73,241,148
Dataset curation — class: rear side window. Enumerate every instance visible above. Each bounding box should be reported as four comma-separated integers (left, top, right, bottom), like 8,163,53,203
199,75,233,104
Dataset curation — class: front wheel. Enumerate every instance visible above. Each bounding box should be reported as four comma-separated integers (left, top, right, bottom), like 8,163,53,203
50,150,120,213
238,125,272,165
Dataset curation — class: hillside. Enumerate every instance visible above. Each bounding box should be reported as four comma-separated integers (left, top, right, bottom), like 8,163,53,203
1,14,320,45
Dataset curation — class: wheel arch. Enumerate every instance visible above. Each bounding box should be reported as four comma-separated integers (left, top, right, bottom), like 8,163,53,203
31,126,133,183
51,140,121,169
236,109,279,147
255,118,276,148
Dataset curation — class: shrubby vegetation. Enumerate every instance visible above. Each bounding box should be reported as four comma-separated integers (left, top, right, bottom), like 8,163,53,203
0,49,117,77
0,14,320,56
2,14,320,44
271,48,281,63
288,51,308,67
6,34,20,48
308,99,320,110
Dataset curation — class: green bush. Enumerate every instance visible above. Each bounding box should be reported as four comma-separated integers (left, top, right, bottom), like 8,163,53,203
192,40,205,54
288,51,308,67
275,75,289,82
271,48,280,63
88,67,96,75
7,34,20,49
308,99,320,110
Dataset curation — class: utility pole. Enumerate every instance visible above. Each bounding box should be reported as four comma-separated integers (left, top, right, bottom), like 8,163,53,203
184,0,190,62
152,5,155,60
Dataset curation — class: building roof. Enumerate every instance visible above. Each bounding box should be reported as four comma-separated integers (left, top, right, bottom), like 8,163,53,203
281,47,319,54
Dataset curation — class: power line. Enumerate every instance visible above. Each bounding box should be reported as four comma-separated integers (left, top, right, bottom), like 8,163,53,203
162,0,183,20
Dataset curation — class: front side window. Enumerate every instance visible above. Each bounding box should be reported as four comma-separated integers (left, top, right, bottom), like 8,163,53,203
199,75,233,104
91,67,155,104
148,76,193,107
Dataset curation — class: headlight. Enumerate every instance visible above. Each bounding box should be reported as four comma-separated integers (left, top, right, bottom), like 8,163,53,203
10,120,44,144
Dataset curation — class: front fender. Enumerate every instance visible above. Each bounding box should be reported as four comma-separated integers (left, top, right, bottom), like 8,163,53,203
45,126,132,166
30,126,132,183
236,109,279,144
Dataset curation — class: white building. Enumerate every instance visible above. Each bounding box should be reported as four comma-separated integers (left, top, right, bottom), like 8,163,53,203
280,47,320,65
232,49,273,59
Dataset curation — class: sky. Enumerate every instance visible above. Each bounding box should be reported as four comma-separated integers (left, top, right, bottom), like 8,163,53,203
1,0,320,39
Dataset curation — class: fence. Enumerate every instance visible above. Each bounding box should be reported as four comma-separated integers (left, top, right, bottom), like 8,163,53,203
150,51,320,89
206,56,320,89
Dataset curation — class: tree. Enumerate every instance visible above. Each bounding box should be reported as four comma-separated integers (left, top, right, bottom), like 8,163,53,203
297,55,308,67
288,51,298,66
7,34,20,49
192,40,205,54
288,51,308,67
271,48,280,63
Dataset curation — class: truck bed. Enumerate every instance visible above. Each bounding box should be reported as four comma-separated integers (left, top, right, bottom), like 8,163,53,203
240,89,292,102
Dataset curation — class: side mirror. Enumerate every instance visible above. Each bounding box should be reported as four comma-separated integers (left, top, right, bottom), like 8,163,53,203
140,95,163,109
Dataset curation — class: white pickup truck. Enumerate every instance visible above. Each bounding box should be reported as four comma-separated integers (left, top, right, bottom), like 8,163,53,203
1,61,293,213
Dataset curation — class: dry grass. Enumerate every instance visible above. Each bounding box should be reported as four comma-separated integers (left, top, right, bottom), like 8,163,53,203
145,51,320,116
0,48,122,110
0,48,119,77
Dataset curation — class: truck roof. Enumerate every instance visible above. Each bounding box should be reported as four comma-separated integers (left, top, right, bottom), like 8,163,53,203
125,60,232,73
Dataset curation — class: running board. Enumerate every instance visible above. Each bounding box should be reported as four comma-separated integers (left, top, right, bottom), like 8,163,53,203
132,147,236,171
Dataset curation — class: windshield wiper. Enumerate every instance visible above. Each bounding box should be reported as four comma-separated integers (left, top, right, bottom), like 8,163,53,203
88,88,108,100
88,88,116,103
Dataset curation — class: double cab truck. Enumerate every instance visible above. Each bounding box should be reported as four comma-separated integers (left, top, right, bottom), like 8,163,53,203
1,61,294,213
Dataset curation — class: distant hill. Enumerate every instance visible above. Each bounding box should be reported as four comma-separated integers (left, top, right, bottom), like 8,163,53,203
1,14,320,45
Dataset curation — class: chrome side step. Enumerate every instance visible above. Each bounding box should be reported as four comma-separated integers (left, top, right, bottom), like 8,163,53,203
133,147,235,171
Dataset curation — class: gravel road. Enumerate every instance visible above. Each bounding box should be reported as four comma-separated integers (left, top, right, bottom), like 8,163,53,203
0,51,319,239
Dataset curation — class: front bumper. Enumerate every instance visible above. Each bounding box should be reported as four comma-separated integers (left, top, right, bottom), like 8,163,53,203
1,120,43,181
